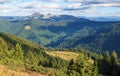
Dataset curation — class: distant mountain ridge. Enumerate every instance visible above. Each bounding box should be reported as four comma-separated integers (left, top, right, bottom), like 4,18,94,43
0,13,91,22
85,16,120,21
1,13,120,22
0,13,120,55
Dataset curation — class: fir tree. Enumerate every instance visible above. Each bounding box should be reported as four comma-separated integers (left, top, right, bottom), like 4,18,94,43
111,50,118,66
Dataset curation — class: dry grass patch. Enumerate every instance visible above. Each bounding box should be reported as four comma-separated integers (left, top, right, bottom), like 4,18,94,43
46,51,79,60
0,65,47,76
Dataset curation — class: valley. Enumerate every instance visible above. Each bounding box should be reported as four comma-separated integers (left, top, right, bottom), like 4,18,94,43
0,13,120,55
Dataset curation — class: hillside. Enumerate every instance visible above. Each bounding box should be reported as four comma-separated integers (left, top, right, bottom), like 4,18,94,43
0,32,120,76
0,32,69,76
48,22,120,54
0,65,47,76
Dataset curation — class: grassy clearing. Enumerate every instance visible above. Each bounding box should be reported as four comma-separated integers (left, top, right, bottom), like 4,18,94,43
46,51,94,64
46,51,79,60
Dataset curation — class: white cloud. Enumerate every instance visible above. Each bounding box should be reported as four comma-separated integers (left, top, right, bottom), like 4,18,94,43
0,4,9,10
66,0,83,2
66,0,120,3
0,0,120,16
63,3,91,11
0,4,12,13
91,3,120,7
19,1,61,9
0,0,10,3
44,0,63,2
67,3,82,8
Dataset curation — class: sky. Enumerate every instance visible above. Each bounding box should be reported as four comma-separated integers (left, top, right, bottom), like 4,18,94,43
0,0,120,17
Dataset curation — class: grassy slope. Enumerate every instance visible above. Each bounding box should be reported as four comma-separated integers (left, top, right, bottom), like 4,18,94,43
0,65,47,76
46,51,79,60
46,51,94,64
0,32,69,76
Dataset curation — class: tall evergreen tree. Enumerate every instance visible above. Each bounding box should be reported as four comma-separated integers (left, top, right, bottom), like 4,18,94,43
12,43,24,67
111,50,118,66
103,51,110,63
15,43,24,60
99,51,112,75
110,50,120,76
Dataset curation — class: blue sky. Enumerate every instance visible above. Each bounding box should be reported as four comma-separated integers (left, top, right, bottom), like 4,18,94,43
0,0,120,16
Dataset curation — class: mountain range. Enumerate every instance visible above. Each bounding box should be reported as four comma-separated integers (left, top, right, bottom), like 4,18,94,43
0,12,120,55
86,16,120,21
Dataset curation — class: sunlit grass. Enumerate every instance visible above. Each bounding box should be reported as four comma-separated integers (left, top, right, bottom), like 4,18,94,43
46,51,79,60
0,65,47,76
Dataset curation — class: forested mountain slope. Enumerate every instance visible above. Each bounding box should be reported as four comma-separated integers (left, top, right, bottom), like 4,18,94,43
50,23,120,53
0,14,120,55
0,32,68,75
0,32,120,76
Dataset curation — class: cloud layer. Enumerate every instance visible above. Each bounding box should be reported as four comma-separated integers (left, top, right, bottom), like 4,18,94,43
0,0,120,16
0,0,10,3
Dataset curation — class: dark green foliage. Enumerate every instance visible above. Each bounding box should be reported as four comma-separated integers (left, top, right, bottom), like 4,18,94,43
103,51,111,63
98,50,120,76
111,51,118,66
67,54,99,76
49,23,120,56
0,32,69,75
98,51,112,75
